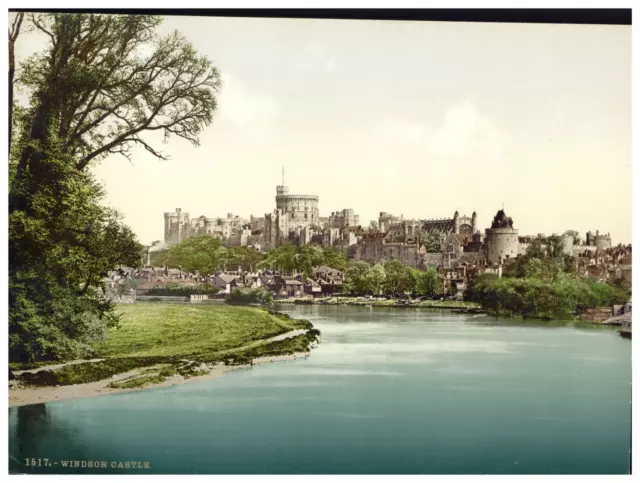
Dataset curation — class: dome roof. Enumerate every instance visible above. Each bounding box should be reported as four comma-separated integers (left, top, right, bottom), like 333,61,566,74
490,209,514,229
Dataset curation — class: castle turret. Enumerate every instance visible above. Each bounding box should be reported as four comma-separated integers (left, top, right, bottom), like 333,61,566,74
561,233,574,256
485,209,519,265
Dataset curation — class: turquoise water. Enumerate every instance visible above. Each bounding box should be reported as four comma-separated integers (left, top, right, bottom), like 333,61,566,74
9,305,631,474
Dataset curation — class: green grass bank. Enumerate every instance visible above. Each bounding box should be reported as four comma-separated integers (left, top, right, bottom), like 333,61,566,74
13,304,318,389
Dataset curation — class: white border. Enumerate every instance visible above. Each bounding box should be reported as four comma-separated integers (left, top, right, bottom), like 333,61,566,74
2,3,636,483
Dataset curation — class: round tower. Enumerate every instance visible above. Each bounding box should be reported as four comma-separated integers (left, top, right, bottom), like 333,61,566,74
453,210,460,234
485,209,519,265
561,233,574,256
472,211,478,233
594,231,612,251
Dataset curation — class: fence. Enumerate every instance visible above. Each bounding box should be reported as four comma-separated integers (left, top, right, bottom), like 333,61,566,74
133,295,225,305
579,307,614,322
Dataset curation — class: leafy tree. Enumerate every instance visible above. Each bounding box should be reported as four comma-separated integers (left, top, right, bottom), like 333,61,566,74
258,244,298,274
382,260,413,295
366,264,386,295
421,231,442,253
466,272,629,320
9,164,141,362
9,14,220,363
343,261,372,295
413,267,441,298
227,287,273,306
322,246,348,272
295,245,325,279
158,235,228,276
227,246,264,272
257,243,342,279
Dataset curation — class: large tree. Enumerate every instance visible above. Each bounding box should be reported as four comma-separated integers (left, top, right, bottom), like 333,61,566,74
9,13,220,363
382,260,414,295
343,261,372,295
159,235,228,276
10,13,220,212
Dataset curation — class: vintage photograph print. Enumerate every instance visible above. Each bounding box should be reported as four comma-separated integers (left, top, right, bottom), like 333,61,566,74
7,9,632,475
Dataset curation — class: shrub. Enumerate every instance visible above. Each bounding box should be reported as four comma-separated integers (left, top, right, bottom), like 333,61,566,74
227,287,273,306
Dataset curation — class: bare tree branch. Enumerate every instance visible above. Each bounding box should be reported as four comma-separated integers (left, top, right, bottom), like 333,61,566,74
8,12,24,153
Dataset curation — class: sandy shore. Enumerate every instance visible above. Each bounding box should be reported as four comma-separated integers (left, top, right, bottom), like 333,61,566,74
9,353,310,408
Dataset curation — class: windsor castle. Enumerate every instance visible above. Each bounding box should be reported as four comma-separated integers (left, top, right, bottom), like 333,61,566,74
161,177,616,271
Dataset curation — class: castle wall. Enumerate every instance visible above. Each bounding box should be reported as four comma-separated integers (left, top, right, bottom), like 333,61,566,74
595,236,612,251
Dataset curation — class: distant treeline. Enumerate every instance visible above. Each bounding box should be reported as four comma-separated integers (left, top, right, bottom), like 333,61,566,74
466,251,630,320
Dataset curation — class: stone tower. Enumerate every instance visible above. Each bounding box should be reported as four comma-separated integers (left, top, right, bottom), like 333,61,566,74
561,233,574,256
485,209,519,265
472,211,478,233
164,208,190,245
453,211,460,234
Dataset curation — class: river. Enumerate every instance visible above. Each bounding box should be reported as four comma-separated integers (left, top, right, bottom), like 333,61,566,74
8,305,632,474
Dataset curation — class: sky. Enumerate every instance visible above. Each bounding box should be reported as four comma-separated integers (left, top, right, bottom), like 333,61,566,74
13,15,631,245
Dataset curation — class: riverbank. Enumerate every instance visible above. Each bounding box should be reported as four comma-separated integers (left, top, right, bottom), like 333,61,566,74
9,304,320,407
277,296,480,311
9,352,312,407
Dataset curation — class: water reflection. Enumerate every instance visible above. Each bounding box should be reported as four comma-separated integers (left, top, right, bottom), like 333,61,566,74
8,306,632,475
10,403,92,473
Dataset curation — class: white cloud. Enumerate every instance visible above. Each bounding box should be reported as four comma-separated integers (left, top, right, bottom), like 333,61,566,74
428,102,512,160
373,102,513,161
295,43,338,75
216,74,280,126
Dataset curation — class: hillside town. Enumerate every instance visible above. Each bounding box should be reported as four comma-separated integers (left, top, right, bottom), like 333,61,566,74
107,178,632,311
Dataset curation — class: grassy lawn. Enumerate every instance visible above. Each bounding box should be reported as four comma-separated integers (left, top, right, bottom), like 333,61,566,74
14,304,317,387
94,304,307,359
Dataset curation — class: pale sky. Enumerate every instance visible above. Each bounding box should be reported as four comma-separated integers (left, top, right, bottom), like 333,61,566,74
13,15,631,245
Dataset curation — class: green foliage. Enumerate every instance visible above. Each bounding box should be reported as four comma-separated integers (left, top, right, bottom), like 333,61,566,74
226,246,264,271
15,14,220,169
9,14,220,364
344,260,442,297
258,244,345,279
343,261,374,295
412,267,442,297
227,287,274,306
367,263,387,295
158,235,228,276
321,246,348,271
16,305,318,386
466,273,630,320
17,356,164,386
421,232,442,253
382,260,414,295
257,243,298,274
9,161,140,363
